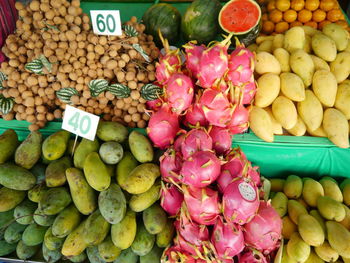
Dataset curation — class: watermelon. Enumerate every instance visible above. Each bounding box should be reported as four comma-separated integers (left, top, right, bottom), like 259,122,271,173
142,3,181,45
181,0,222,44
219,0,262,46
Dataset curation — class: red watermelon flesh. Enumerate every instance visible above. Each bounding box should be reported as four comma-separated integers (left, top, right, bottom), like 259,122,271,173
219,0,261,34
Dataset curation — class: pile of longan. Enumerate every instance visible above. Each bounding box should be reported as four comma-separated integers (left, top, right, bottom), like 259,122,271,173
0,0,159,130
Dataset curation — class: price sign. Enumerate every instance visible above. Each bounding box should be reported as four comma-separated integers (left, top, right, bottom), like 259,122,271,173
90,10,122,36
62,105,100,141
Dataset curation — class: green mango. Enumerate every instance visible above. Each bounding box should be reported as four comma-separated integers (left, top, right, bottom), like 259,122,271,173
298,214,325,246
98,184,126,224
326,221,350,258
73,138,99,169
156,219,175,248
317,196,345,222
33,207,55,226
68,251,87,263
0,129,19,164
314,241,339,262
128,131,154,163
96,121,128,142
45,156,72,187
39,187,72,215
42,243,62,263
302,178,324,207
287,199,308,225
270,178,285,192
66,167,97,215
82,209,110,246
0,163,36,190
340,204,350,229
30,163,46,184
52,204,81,238
16,240,40,260
15,131,42,169
341,179,350,206
114,247,138,263
282,216,297,240
0,209,15,234
123,163,160,194
129,182,161,212
305,249,325,263
28,184,49,203
4,221,27,243
116,151,138,189
271,192,288,217
143,203,167,234
44,226,64,250
131,222,155,256
14,199,37,225
309,210,326,233
86,246,107,263
287,232,311,263
139,245,163,263
42,130,70,161
320,177,343,203
61,220,88,257
84,152,111,191
98,235,121,262
22,223,48,246
0,239,17,256
111,209,137,249
66,138,80,156
99,141,124,165
283,175,303,199
0,187,26,212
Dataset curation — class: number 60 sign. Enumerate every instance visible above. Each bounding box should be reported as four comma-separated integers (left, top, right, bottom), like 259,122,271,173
90,10,122,36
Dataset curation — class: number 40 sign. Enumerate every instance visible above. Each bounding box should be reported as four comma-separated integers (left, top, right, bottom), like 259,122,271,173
90,10,122,36
62,105,100,141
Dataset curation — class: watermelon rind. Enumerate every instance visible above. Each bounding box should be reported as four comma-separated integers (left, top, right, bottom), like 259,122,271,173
219,0,262,35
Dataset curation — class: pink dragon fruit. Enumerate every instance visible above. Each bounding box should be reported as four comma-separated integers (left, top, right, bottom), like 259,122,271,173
160,148,182,183
241,79,257,105
222,177,259,225
146,98,163,111
199,89,233,128
174,134,185,153
209,126,231,155
197,34,233,88
244,201,282,254
183,186,220,225
181,151,221,188
211,216,245,260
181,128,213,159
147,104,180,149
160,183,183,216
183,42,206,78
161,246,196,263
228,105,249,135
248,165,261,187
166,73,194,114
183,93,208,127
174,234,205,256
238,248,269,263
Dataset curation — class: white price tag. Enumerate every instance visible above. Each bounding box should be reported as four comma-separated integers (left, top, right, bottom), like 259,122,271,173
90,10,122,36
62,105,100,141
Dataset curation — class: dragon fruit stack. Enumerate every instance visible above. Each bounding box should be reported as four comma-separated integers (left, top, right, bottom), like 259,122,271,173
158,128,282,263
146,34,257,150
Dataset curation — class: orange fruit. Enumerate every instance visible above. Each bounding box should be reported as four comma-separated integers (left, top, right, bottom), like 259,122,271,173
275,21,289,33
298,9,313,22
318,20,331,29
262,13,269,21
312,9,326,22
319,0,335,11
291,0,305,11
335,20,349,29
262,21,275,34
290,21,304,27
267,0,277,11
283,9,298,22
275,0,291,11
326,9,342,22
304,21,318,28
269,9,283,23
305,0,320,11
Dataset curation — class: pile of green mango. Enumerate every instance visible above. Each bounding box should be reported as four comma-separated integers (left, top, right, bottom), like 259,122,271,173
0,122,174,263
270,175,350,263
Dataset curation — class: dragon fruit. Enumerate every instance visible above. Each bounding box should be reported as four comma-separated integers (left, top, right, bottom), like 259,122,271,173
222,177,259,225
166,73,194,114
174,134,185,153
161,246,196,263
199,89,233,128
146,98,163,111
183,93,208,127
248,166,261,187
174,234,205,256
197,34,233,88
181,129,213,159
181,151,221,188
147,104,180,149
183,186,220,225
244,201,282,254
211,217,245,260
217,158,246,193
183,42,205,78
209,126,231,155
161,183,183,216
228,105,249,135
238,248,269,263
160,148,182,183
241,79,257,105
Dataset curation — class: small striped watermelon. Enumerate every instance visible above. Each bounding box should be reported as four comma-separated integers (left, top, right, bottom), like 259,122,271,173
88,79,109,97
56,88,79,104
140,84,163,101
0,96,14,115
108,84,131,98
